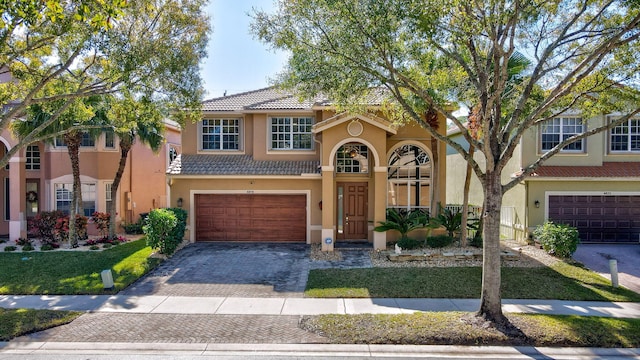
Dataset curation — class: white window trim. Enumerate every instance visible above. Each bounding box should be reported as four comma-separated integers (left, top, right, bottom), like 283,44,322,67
539,117,585,154
608,117,640,153
25,144,41,171
267,116,315,152
198,117,244,153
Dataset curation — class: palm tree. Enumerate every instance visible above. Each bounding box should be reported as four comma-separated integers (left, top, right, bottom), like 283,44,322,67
14,97,108,247
106,95,164,239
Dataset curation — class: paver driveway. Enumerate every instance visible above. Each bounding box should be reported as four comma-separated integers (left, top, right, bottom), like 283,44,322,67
121,242,312,298
573,243,640,294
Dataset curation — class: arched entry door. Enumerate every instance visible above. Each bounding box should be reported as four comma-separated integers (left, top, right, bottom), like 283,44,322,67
336,143,369,240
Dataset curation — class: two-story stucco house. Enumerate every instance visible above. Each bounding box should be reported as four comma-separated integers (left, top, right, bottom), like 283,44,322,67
0,123,181,240
166,87,447,250
447,113,640,244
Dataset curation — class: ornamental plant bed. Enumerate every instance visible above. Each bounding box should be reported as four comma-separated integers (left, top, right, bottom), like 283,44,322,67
387,249,519,262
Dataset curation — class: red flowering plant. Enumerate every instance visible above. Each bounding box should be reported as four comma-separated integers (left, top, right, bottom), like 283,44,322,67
29,210,65,246
54,215,88,243
91,212,111,238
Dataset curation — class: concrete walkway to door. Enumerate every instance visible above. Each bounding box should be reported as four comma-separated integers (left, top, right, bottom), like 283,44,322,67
573,243,640,294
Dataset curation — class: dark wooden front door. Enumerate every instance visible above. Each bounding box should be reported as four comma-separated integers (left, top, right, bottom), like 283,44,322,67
337,182,368,240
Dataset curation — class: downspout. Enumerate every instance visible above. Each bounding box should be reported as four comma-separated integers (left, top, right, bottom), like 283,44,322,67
128,146,133,224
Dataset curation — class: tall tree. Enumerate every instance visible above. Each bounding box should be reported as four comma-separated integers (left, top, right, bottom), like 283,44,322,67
253,0,640,326
106,94,164,239
0,0,208,166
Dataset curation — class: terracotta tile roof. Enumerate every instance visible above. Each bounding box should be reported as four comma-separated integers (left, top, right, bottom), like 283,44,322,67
201,87,388,112
167,154,320,176
523,162,640,178
201,87,319,112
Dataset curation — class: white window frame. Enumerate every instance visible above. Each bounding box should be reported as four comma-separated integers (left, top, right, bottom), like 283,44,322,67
269,116,314,150
55,183,97,217
104,131,116,149
386,144,432,212
3,178,9,221
105,182,113,212
610,118,640,153
540,117,585,153
336,143,369,173
200,118,241,151
25,144,40,170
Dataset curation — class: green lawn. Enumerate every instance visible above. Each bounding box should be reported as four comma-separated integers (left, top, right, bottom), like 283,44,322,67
0,239,160,295
0,308,82,341
306,262,640,301
302,312,640,347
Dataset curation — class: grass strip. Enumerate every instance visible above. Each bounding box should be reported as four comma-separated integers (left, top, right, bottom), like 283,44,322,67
0,239,160,295
301,312,640,347
305,262,640,301
0,308,81,341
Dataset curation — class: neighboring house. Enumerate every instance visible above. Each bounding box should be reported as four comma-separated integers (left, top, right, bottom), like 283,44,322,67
0,122,181,240
447,113,640,243
166,87,447,250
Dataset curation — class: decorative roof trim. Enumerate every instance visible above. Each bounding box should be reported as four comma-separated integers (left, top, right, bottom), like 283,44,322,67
312,112,397,135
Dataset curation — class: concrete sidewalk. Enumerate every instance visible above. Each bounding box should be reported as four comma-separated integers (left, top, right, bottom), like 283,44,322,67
1,294,639,318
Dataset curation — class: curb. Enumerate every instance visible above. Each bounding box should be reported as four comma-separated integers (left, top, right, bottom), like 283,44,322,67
1,342,639,358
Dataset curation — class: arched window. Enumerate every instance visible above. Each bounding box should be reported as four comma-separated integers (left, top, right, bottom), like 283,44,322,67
336,143,369,173
387,144,431,211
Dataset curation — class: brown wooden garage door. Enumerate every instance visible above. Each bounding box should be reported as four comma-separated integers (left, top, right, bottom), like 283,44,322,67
548,195,640,243
195,194,306,242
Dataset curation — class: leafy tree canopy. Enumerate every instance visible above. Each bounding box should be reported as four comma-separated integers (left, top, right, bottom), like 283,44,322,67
1,0,210,164
252,0,640,324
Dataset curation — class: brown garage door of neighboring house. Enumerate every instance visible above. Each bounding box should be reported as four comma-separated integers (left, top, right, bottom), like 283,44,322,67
195,194,306,242
548,195,640,243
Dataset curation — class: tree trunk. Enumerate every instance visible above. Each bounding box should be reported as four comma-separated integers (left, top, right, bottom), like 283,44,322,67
477,170,505,324
108,136,133,239
460,146,475,246
430,137,439,217
65,132,82,247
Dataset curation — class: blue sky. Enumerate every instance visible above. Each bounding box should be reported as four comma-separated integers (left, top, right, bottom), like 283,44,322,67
201,1,288,99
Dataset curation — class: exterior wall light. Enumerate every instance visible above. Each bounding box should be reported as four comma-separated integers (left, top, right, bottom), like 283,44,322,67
177,197,183,208
534,200,540,208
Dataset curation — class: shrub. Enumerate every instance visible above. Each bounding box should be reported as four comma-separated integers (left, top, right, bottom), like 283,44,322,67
40,243,57,251
143,208,179,255
374,208,434,242
468,233,483,248
102,243,112,249
437,205,462,237
15,238,31,246
3,246,16,252
54,215,88,244
533,221,579,258
21,244,34,251
426,234,454,248
396,237,423,250
122,213,148,235
91,212,111,238
89,245,100,251
166,208,188,242
30,210,65,244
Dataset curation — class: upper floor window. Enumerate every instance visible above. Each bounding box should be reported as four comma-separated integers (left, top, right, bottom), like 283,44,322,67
25,144,40,170
201,118,240,150
270,117,313,150
610,118,640,152
104,131,115,149
540,117,584,152
55,132,96,148
336,143,369,173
